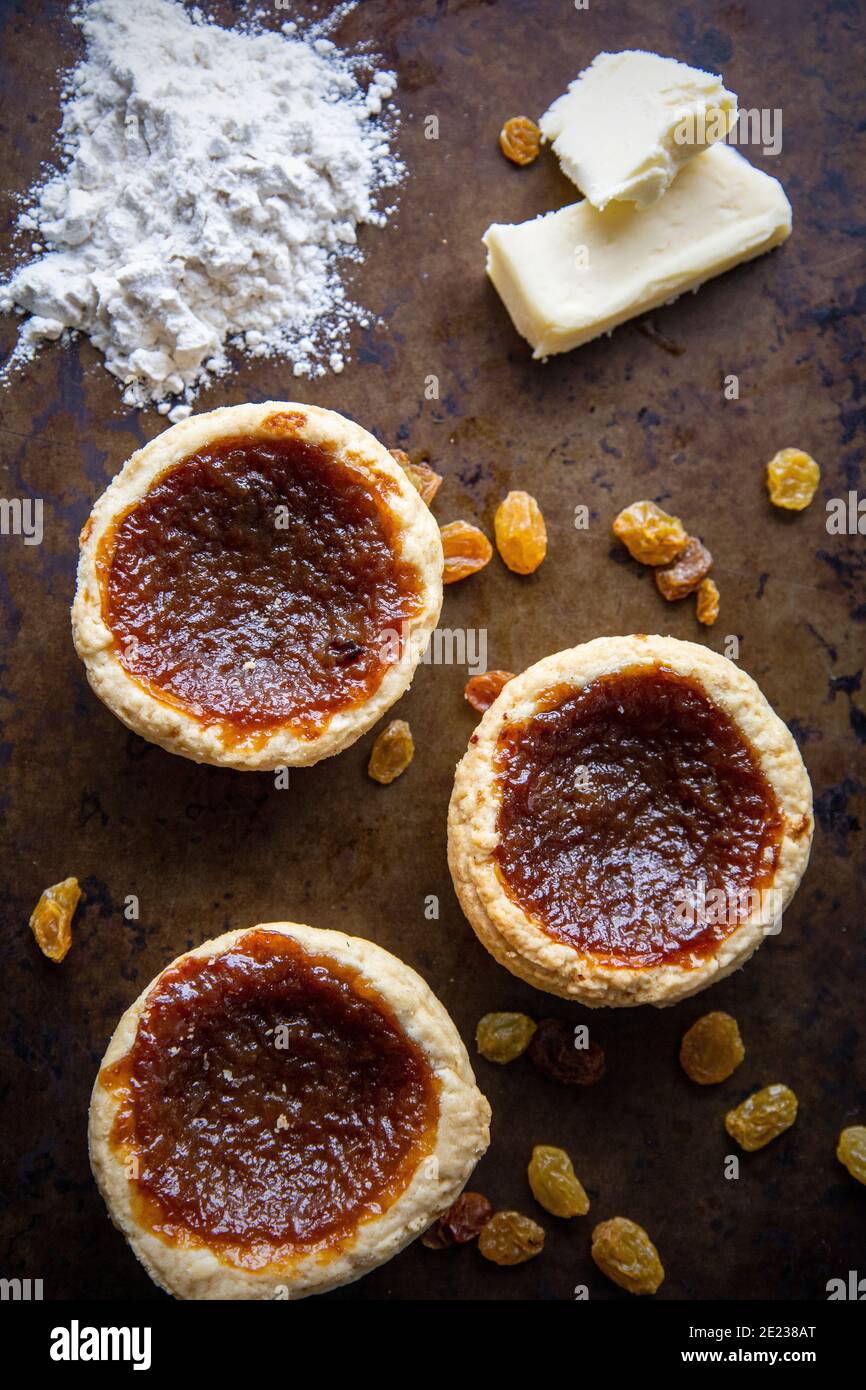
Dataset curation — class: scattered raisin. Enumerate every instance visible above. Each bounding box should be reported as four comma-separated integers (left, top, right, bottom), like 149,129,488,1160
425,1192,494,1248
528,1018,605,1086
476,1011,536,1063
494,490,547,574
464,670,515,714
528,1145,589,1218
766,448,820,510
408,462,443,506
655,536,713,600
499,117,541,166
679,1011,745,1085
592,1217,664,1295
836,1126,866,1186
420,1222,451,1249
367,719,414,784
29,877,81,963
725,1084,798,1151
440,520,493,583
612,500,688,566
696,576,720,626
478,1210,545,1265
390,449,443,507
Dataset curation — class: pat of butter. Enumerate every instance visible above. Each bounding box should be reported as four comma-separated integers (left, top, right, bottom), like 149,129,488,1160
483,144,792,360
540,50,738,210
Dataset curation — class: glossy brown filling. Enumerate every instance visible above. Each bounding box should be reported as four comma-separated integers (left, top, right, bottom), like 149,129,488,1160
99,435,424,741
494,666,783,968
101,930,439,1270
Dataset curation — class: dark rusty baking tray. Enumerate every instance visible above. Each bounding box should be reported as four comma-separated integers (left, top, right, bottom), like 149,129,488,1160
1,0,864,1301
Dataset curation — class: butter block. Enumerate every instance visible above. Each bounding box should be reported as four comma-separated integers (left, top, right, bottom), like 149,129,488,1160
483,144,792,360
539,50,738,210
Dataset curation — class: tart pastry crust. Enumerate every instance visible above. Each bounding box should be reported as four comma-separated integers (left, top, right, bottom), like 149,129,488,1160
448,636,813,1007
72,403,443,769
89,923,490,1300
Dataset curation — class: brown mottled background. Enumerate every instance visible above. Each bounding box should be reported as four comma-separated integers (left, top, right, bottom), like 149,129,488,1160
0,0,864,1301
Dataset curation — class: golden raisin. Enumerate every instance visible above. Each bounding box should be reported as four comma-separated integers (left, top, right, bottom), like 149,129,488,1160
407,462,443,506
725,1084,798,1152
29,877,81,963
390,449,443,507
696,576,720,626
422,1191,494,1248
528,1145,589,1218
592,1217,664,1295
499,117,541,166
367,719,414,784
655,536,713,600
494,491,547,575
440,520,493,583
836,1126,866,1186
464,670,515,714
478,1211,545,1265
476,1011,536,1063
679,1011,745,1085
766,448,820,510
612,500,688,566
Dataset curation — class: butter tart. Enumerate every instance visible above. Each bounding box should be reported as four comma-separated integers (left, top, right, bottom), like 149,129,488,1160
89,923,490,1300
73,403,443,769
448,636,813,1007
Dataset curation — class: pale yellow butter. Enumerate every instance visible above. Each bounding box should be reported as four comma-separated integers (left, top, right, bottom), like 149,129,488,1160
540,50,738,211
483,145,792,360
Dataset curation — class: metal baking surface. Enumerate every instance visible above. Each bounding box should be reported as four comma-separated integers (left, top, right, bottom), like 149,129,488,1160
1,0,863,1301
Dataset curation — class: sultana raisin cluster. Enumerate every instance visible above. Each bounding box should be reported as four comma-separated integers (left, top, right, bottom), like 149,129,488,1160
499,117,542,166
612,499,719,620
478,1210,545,1265
528,1018,605,1086
494,491,547,574
476,1011,537,1063
440,520,493,583
29,877,81,963
679,1012,745,1085
591,1217,665,1295
367,719,414,784
725,1084,798,1152
528,1145,589,1218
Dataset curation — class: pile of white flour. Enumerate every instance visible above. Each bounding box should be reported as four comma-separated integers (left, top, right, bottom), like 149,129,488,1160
0,0,402,416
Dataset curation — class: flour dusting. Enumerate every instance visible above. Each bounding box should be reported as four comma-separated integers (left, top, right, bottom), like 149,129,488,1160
0,0,403,416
